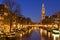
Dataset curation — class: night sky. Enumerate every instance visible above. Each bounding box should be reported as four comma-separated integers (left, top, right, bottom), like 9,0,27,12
0,0,60,22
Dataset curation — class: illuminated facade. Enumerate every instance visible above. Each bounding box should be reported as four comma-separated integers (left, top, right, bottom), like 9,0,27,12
0,4,10,32
0,4,19,32
0,4,32,33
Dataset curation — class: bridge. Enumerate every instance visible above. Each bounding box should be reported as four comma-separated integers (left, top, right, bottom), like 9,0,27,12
22,24,57,29
15,24,59,40
21,24,58,38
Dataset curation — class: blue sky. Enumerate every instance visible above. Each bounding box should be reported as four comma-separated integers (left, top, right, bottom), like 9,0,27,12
0,0,60,22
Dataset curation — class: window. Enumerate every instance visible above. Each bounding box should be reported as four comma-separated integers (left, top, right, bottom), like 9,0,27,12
4,12,8,16
0,9,3,12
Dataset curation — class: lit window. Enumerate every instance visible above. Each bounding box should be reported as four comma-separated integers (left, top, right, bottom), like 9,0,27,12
4,12,8,16
0,17,4,20
0,9,3,12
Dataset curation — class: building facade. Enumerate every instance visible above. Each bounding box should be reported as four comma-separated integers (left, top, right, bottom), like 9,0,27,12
0,4,32,33
0,4,10,33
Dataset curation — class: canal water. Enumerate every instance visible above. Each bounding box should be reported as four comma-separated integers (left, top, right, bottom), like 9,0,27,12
23,30,41,40
0,29,51,40
22,29,51,40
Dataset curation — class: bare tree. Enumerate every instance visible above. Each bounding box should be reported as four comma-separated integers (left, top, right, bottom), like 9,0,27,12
14,4,22,17
3,0,22,16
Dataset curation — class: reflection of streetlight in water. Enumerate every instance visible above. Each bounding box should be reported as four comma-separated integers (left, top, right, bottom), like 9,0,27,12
40,29,43,35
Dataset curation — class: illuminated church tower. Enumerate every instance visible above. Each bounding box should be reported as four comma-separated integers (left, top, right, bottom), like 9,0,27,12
42,3,45,20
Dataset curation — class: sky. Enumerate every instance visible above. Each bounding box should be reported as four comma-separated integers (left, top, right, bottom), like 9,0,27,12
0,0,60,22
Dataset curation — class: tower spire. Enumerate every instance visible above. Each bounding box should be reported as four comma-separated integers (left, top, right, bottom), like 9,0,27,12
42,3,45,20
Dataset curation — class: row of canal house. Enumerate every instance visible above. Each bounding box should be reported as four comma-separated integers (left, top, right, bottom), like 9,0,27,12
42,11,60,29
0,4,32,33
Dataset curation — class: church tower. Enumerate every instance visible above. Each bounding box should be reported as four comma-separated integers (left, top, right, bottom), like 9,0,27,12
42,3,45,20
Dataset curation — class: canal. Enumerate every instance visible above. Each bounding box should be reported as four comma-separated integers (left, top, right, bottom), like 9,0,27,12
23,30,41,40
0,30,49,40
21,29,50,40
0,28,56,40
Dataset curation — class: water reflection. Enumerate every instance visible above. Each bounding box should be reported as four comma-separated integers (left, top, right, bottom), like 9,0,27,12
23,30,41,40
0,29,51,40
